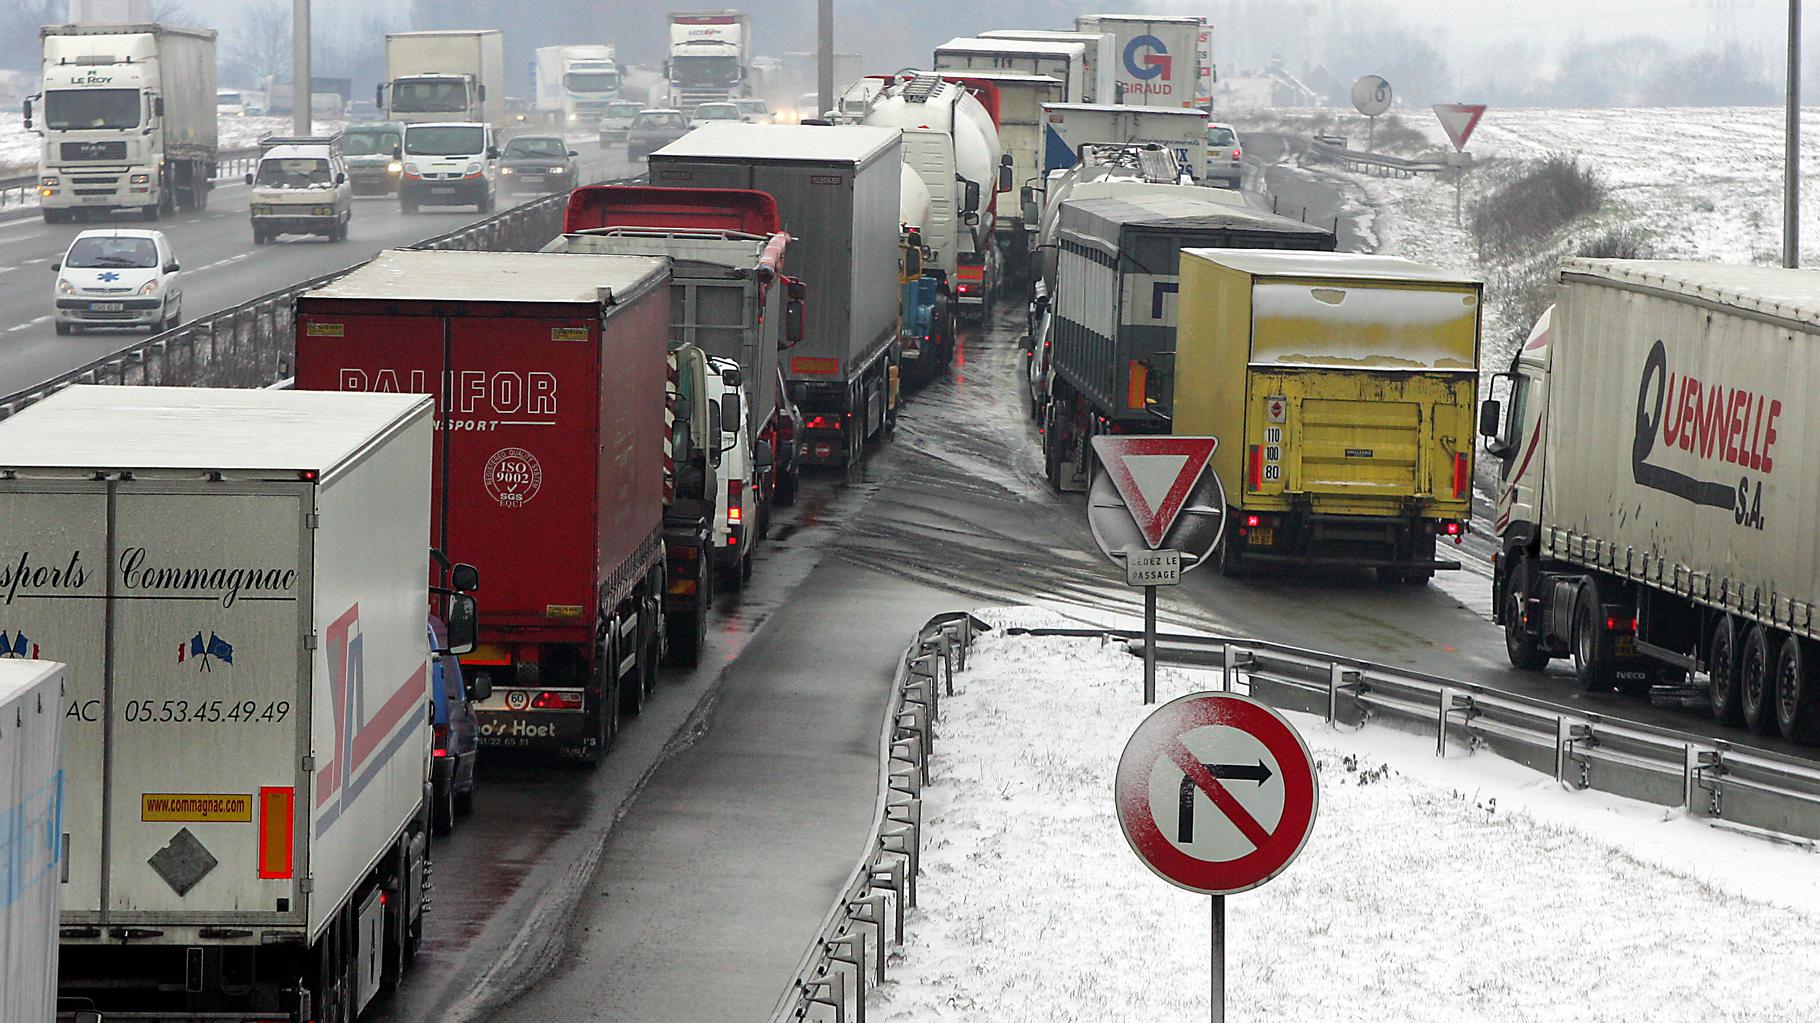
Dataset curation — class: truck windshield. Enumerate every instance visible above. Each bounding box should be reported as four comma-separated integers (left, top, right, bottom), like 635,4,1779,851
671,56,740,87
44,88,140,130
342,130,400,156
404,125,486,156
390,80,469,114
564,72,620,92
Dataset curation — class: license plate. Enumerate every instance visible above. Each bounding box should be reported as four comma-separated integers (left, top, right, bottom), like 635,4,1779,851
1616,635,1637,657
90,302,124,311
79,196,111,205
431,187,456,195
1246,528,1275,546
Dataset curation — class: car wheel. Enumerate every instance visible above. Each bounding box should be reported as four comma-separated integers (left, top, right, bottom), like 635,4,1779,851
54,321,71,336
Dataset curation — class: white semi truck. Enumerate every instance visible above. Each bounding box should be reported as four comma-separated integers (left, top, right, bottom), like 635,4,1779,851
534,44,621,126
380,30,505,126
976,29,1116,103
667,10,751,111
0,386,480,1021
1075,13,1205,109
27,22,217,223
1482,259,1820,745
0,660,64,1023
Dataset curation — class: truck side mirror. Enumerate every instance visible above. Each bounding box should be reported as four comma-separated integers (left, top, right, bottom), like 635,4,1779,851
451,562,480,592
244,172,254,185
335,172,347,185
154,97,165,118
487,146,500,160
1477,398,1502,441
785,296,806,347
963,179,981,214
74,1012,103,1023
476,84,487,101
465,671,492,702
707,400,723,467
673,396,693,423
902,243,924,279
375,84,385,108
753,440,774,472
722,394,741,434
443,594,478,655
998,153,1014,193
393,145,403,160
21,97,32,129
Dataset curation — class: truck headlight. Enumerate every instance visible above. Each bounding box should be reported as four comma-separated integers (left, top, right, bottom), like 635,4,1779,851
130,173,150,185
138,278,161,296
40,176,57,187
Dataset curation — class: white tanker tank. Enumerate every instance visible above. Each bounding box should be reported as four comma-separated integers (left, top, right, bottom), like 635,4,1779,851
899,162,932,230
862,73,1004,280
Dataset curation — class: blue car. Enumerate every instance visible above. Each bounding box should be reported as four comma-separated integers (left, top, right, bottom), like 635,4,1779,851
429,616,485,834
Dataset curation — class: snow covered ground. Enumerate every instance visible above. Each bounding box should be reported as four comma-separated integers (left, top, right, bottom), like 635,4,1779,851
870,608,1819,1023
0,113,347,176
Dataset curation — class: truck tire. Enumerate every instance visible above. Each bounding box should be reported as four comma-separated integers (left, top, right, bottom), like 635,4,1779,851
1739,624,1777,734
140,202,159,222
1217,537,1247,578
1774,634,1819,741
1708,615,1744,723
1570,581,1615,692
775,468,798,506
1501,557,1549,670
582,634,620,766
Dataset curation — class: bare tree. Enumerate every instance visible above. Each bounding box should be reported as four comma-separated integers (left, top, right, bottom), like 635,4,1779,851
2,0,63,74
225,0,289,90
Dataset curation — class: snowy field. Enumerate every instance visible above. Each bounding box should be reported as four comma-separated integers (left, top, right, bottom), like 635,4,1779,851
0,113,348,176
870,607,1820,1023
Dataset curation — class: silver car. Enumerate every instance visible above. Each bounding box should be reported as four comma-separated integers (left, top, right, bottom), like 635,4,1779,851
596,101,644,145
1206,122,1243,189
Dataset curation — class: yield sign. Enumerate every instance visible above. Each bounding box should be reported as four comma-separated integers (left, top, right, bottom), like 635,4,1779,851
1091,435,1217,549
1432,103,1487,151
1115,692,1318,896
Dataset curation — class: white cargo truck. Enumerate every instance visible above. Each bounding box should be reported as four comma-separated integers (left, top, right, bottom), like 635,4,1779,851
380,30,505,126
1075,13,1205,108
668,10,751,111
0,386,479,1021
28,23,217,223
1482,260,1820,744
1040,102,1209,175
977,29,1115,103
534,44,621,126
933,37,1091,104
0,660,64,1023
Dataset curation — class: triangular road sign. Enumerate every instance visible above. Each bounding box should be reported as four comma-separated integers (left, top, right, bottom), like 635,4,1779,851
1091,436,1218,549
1432,103,1486,151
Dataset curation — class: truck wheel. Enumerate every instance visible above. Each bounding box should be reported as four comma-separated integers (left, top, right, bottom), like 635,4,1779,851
140,203,159,222
1774,634,1818,740
41,208,64,224
1502,558,1549,670
1217,536,1247,578
1708,616,1744,723
1739,625,1777,734
775,469,798,506
1570,582,1615,692
665,573,707,668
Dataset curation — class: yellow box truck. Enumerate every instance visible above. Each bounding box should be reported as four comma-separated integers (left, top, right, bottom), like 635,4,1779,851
1171,249,1482,582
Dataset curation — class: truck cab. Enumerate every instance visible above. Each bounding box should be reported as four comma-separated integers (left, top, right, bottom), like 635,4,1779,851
245,136,353,243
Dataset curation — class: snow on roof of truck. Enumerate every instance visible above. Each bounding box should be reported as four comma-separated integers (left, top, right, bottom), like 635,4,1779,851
1067,193,1333,238
653,123,899,163
1182,249,1480,285
1078,13,1204,23
1043,103,1208,118
310,249,669,304
1560,258,1820,323
0,386,429,473
934,69,1063,84
0,659,61,716
935,37,1088,56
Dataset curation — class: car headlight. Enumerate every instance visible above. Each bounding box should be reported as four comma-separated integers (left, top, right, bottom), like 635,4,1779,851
57,278,75,295
465,162,481,176
403,162,419,175
138,278,161,296
550,166,568,174
387,161,403,173
500,166,513,175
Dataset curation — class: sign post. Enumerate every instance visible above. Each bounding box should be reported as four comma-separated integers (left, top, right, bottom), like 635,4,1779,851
1116,692,1320,1023
1086,436,1225,703
1351,75,1392,149
1432,103,1486,227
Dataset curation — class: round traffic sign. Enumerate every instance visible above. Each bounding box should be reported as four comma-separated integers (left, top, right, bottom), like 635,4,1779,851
1351,75,1392,117
1086,456,1227,574
1115,692,1318,895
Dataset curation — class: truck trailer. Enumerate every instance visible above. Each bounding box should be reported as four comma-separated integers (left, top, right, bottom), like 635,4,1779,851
0,385,464,1023
380,30,505,125
297,249,671,760
1482,260,1820,742
29,22,216,222
1074,13,1206,109
977,29,1117,102
650,124,904,471
1041,102,1210,176
0,660,64,1023
1042,194,1333,493
1172,250,1481,581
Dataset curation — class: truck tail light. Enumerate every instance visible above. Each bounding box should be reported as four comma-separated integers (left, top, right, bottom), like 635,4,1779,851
432,723,449,758
956,284,972,294
1453,452,1469,499
727,479,743,524
1443,521,1462,536
257,787,294,879
530,691,584,710
805,414,841,431
1244,514,1261,527
1126,360,1147,410
1248,444,1263,491
1605,615,1637,634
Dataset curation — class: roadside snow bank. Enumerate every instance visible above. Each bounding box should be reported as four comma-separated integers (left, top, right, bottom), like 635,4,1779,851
0,114,349,176
871,608,1819,1023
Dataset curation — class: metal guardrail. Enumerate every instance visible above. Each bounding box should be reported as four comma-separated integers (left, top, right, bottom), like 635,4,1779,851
0,147,264,210
1303,136,1450,178
1004,627,1820,844
0,167,636,421
769,612,986,1023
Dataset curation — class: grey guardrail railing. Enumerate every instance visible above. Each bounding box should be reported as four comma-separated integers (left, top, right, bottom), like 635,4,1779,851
1021,626,1819,844
0,146,265,210
1303,135,1450,178
769,612,987,1023
0,167,637,421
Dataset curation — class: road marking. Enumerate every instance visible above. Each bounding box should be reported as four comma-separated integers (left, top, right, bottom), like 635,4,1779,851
7,314,52,332
22,257,47,265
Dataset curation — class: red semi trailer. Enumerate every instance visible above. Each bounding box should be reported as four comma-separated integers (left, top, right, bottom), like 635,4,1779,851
295,248,672,762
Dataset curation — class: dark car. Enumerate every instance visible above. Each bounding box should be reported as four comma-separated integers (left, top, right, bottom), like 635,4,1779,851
626,108,690,161
499,134,579,196
429,616,487,834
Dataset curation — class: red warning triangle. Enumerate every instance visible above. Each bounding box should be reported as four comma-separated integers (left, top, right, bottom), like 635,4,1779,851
1092,436,1218,549
1432,103,1486,151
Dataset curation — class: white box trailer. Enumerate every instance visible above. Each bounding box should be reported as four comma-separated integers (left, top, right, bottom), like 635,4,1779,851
978,29,1116,103
0,660,64,1023
382,29,506,125
934,37,1091,104
1075,13,1205,109
0,386,447,1020
1484,259,1820,742
1040,102,1208,175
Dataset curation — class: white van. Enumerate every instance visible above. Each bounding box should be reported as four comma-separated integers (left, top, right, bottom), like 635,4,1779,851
398,121,499,214
707,356,769,592
246,138,353,243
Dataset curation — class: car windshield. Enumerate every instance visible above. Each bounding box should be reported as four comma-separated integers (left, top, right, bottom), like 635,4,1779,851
736,100,768,115
404,125,486,156
44,88,140,130
564,72,620,92
255,158,333,188
607,103,642,119
342,130,400,156
390,80,469,114
505,137,567,158
694,104,740,120
1208,126,1237,147
633,112,686,129
65,236,157,269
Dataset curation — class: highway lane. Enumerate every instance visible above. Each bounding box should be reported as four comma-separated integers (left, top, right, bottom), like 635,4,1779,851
0,143,636,396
